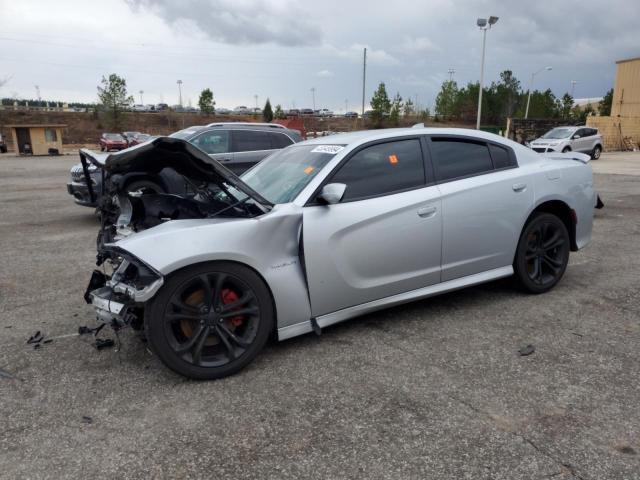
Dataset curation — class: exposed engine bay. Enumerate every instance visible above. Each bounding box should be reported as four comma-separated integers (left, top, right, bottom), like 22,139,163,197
79,137,274,330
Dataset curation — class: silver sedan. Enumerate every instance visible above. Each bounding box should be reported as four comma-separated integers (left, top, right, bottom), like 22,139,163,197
85,128,598,379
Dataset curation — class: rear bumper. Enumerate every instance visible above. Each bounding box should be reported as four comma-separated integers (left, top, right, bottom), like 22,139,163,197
67,182,97,207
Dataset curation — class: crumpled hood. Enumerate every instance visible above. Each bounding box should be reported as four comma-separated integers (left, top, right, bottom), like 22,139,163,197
79,136,272,207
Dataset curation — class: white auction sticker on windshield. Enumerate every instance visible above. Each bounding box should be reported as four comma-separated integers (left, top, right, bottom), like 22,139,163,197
311,145,344,154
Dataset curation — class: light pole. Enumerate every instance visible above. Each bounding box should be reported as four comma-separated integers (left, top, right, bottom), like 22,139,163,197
476,16,499,130
570,80,577,98
448,68,455,81
524,67,552,119
176,80,183,107
310,87,316,110
139,90,144,104
345,99,348,113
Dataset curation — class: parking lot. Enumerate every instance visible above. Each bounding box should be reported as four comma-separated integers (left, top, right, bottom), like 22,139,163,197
1,152,639,479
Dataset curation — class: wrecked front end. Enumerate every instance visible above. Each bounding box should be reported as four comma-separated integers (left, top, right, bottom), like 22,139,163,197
82,137,273,332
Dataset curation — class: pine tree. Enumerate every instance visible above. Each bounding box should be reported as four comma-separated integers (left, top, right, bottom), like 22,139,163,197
263,98,274,122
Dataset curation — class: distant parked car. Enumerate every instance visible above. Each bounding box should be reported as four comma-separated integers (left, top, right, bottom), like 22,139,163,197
300,108,314,116
0,133,7,153
287,109,300,117
156,103,169,111
528,126,603,159
216,108,231,115
67,124,301,208
132,104,146,112
317,108,334,117
128,133,155,146
122,131,142,146
344,111,359,118
233,106,251,115
100,133,128,152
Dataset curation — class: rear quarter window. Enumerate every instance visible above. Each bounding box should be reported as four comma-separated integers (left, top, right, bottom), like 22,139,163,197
488,143,517,169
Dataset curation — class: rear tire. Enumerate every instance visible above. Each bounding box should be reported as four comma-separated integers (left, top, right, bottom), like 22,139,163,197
514,212,570,294
145,262,274,380
591,145,602,160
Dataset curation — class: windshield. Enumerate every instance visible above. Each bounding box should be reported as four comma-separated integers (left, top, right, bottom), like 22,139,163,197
542,128,574,140
239,144,344,204
105,134,124,140
170,127,203,140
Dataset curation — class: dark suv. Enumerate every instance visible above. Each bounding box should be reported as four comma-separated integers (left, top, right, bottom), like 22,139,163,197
66,123,302,207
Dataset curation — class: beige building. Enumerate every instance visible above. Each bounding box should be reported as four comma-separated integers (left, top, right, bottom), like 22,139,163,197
6,124,65,155
587,57,640,150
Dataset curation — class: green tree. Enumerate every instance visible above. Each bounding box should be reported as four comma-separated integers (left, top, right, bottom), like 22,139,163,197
599,88,613,116
370,82,391,127
198,88,215,114
274,104,286,119
263,98,273,122
97,73,133,128
558,93,574,119
434,80,458,118
389,92,403,126
403,98,415,117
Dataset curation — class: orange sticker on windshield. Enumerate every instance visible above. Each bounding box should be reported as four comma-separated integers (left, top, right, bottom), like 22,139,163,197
304,166,314,174
389,154,398,164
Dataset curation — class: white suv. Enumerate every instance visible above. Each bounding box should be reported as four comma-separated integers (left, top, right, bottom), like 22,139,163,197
529,126,603,159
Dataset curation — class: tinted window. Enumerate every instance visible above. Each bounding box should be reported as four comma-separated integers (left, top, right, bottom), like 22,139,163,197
430,138,493,181
489,143,515,169
233,130,272,152
331,139,425,201
191,130,229,154
270,132,293,149
574,129,586,138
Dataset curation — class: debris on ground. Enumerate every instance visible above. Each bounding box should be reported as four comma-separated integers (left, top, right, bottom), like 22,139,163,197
81,416,93,424
95,338,115,350
27,331,43,344
0,367,22,381
518,344,535,356
78,323,106,336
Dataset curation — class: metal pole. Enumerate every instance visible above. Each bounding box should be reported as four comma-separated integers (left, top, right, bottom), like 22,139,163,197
139,90,144,104
476,28,487,129
177,80,183,107
345,99,348,113
524,73,534,119
361,47,367,118
570,80,577,98
311,87,316,110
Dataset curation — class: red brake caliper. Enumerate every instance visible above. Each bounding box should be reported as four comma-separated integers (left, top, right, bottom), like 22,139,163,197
221,288,244,327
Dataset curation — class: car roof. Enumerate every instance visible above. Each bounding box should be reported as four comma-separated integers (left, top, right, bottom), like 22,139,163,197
301,127,508,145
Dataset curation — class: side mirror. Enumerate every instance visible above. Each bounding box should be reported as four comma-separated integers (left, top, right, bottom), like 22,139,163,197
572,134,580,139
317,183,346,205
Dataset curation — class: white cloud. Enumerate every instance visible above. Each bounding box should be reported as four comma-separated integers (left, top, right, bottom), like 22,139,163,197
316,70,334,78
400,36,439,54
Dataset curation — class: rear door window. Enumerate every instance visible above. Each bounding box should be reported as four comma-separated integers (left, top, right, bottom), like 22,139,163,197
232,130,272,152
330,138,425,201
269,132,294,149
488,143,516,169
429,138,494,182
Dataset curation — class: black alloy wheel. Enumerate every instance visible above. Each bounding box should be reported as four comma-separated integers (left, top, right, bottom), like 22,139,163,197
145,262,273,379
514,212,570,294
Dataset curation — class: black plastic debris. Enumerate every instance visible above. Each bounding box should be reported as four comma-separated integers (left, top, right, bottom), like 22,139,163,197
79,323,106,336
518,344,535,356
27,331,43,344
95,338,115,350
81,416,93,424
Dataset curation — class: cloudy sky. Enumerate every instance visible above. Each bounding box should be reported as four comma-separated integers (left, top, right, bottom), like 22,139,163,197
1,0,638,112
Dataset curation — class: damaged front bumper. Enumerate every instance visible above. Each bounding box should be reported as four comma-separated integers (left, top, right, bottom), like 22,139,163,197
86,253,164,327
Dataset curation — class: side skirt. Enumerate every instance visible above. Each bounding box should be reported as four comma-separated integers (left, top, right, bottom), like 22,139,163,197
277,266,513,341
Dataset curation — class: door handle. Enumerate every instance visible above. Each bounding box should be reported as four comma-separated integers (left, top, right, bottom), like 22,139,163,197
417,206,437,218
512,183,527,192
220,157,232,162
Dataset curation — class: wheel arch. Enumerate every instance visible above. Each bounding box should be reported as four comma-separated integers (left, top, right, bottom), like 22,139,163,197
523,199,578,251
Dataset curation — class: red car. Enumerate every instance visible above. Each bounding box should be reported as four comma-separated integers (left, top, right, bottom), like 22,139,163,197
127,133,154,147
100,133,128,152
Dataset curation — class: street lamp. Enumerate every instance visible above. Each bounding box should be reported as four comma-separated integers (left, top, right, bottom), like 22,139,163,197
139,90,144,104
524,67,552,119
476,15,499,129
570,80,577,98
311,87,316,110
176,80,183,107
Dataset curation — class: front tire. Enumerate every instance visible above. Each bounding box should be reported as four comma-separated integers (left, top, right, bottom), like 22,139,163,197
514,212,570,294
145,262,274,380
591,145,602,160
